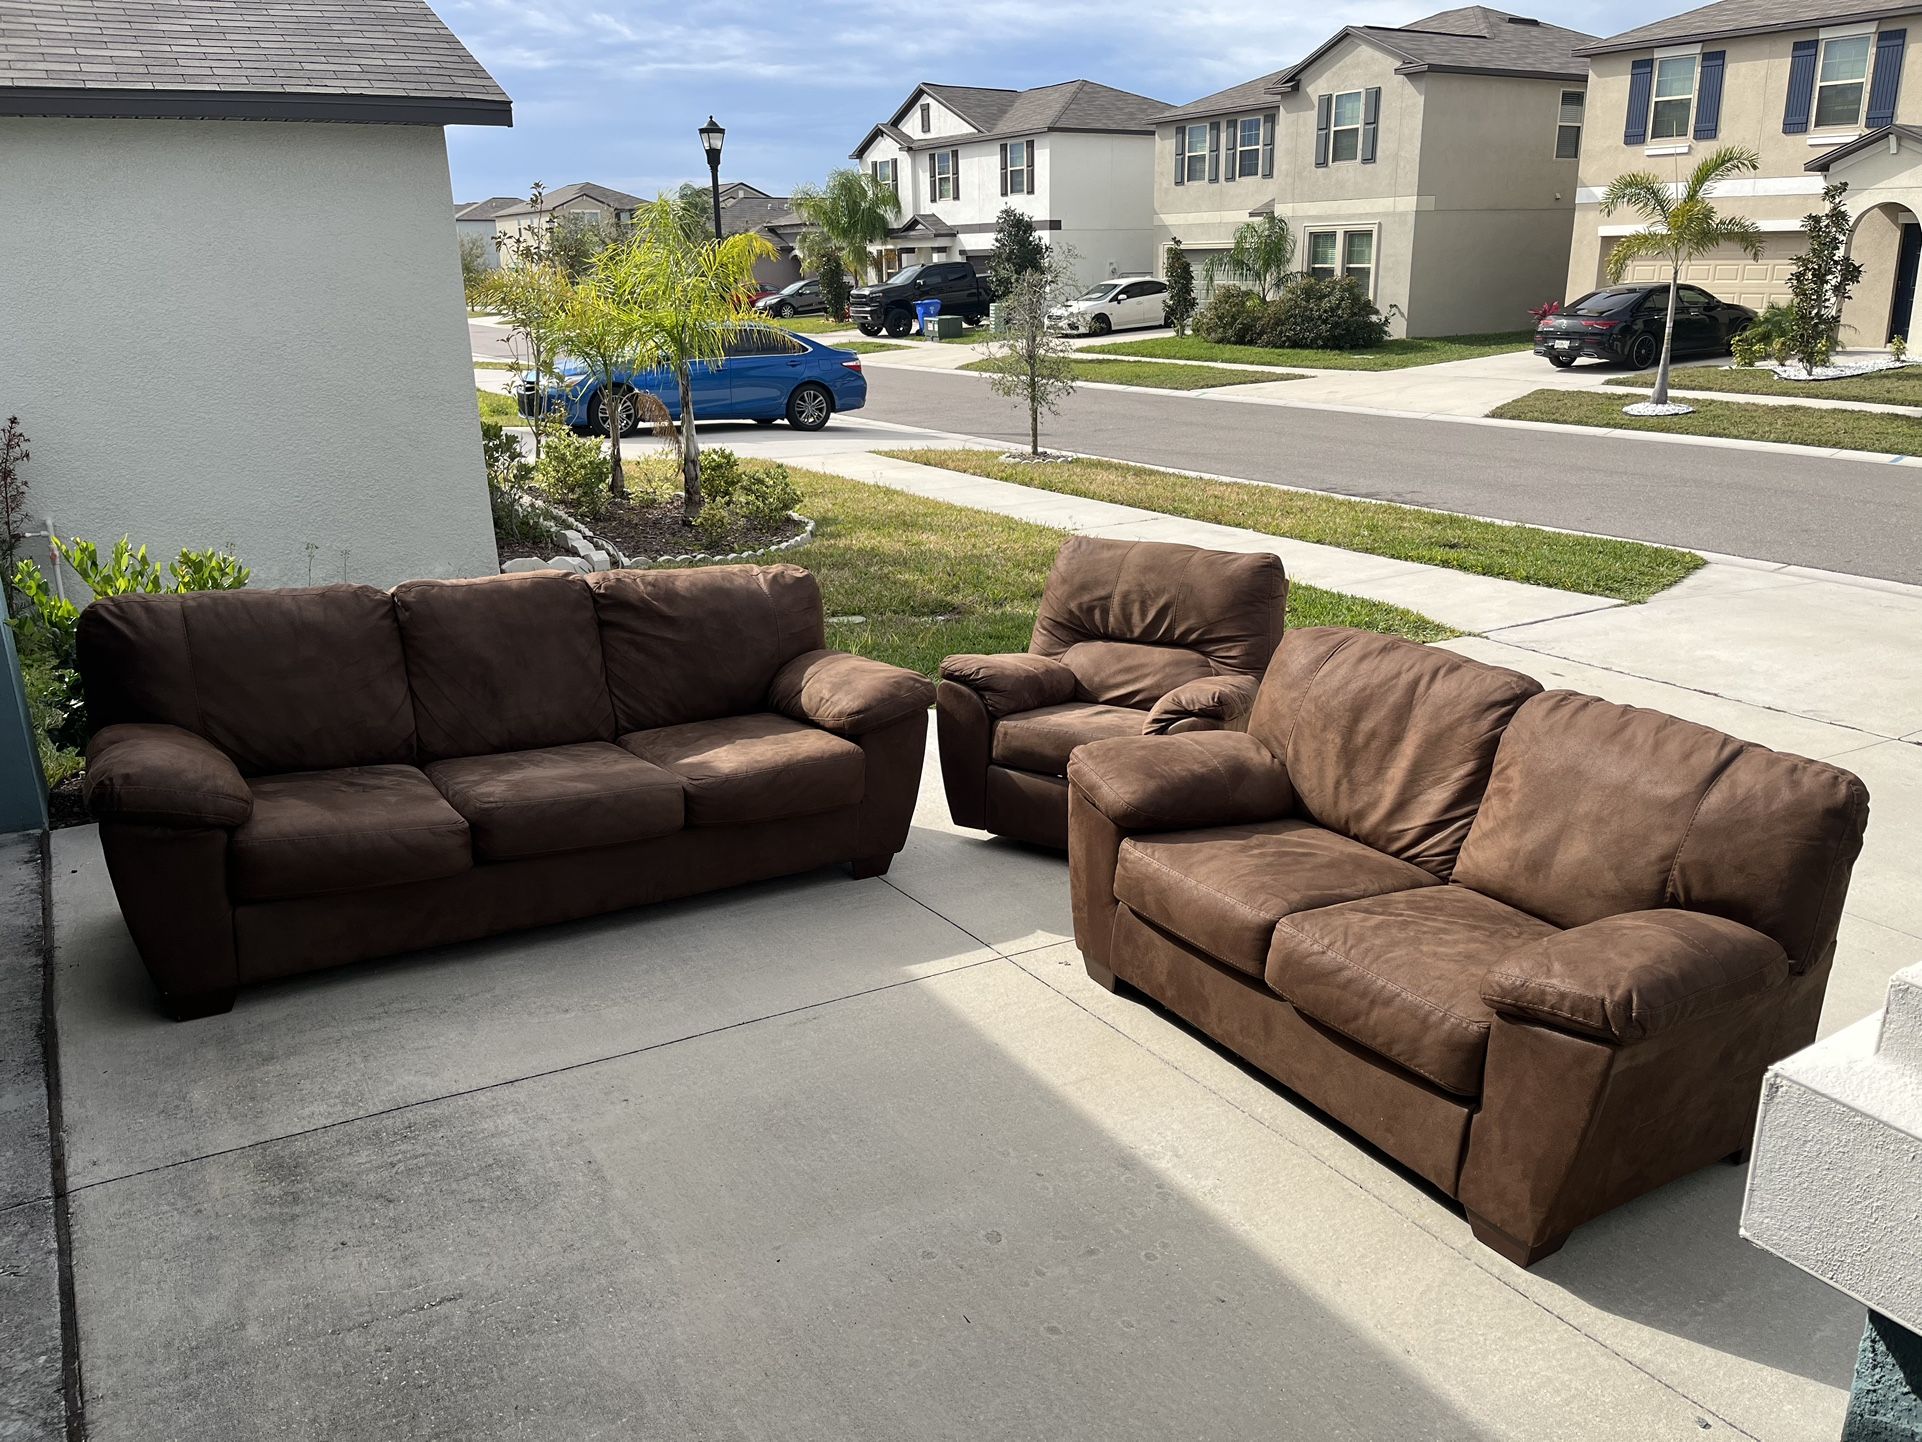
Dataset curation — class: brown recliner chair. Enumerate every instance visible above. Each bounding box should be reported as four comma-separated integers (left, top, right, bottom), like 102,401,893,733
937,536,1287,849
1067,626,1870,1266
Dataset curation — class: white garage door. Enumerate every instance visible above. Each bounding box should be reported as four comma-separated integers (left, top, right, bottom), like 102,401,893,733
1612,236,1796,310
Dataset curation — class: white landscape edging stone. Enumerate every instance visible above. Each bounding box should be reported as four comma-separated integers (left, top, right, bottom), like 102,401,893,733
497,488,815,574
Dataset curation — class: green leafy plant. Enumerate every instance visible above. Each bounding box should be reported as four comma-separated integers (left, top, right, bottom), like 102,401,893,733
1773,337,1792,367
691,504,734,548
0,417,29,579
976,245,1083,456
1892,334,1908,363
1202,215,1297,301
1730,330,1765,368
1163,243,1197,336
700,451,800,526
481,421,559,548
1259,276,1388,349
1193,285,1266,346
1783,181,1864,374
817,251,851,323
530,421,614,522
987,206,1048,299
791,168,903,285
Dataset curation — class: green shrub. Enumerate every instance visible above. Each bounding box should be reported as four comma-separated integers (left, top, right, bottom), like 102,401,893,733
1730,331,1765,368
482,420,559,547
1193,285,1265,346
20,655,82,785
1893,334,1909,363
691,504,733,548
530,422,611,521
700,452,800,526
1257,276,1388,350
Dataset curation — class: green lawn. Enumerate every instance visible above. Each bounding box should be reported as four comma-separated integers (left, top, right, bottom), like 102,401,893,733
879,449,1702,604
777,315,858,335
478,388,523,427
1607,363,1922,408
1083,331,1534,372
474,359,520,371
961,357,1300,390
1490,389,1922,456
839,340,913,355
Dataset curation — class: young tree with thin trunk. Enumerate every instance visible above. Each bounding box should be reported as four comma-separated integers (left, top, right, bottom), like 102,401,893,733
1203,215,1296,301
987,206,1047,298
791,169,901,284
1602,146,1764,409
597,197,773,520
978,247,1080,457
481,258,573,459
549,280,657,500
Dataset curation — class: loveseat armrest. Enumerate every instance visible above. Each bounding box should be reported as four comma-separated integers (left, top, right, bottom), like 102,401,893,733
1482,909,1789,1044
1067,731,1292,833
938,652,1076,718
769,649,934,737
84,723,252,828
1144,673,1259,735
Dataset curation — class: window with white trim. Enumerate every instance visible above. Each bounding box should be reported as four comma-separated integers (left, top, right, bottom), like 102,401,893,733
1329,91,1364,162
1307,230,1338,280
869,158,897,196
1556,90,1584,159
1231,116,1262,178
1006,138,1031,195
1342,231,1374,296
931,148,958,201
1179,123,1209,183
1650,54,1697,140
1814,33,1873,129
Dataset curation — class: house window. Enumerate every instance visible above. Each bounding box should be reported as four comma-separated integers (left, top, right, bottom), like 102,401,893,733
931,148,958,201
1329,91,1365,162
1815,33,1874,129
1307,231,1339,280
919,102,932,133
870,158,898,196
1342,231,1374,296
1180,123,1210,183
1231,116,1262,178
1005,138,1032,195
1556,90,1584,159
1649,54,1697,140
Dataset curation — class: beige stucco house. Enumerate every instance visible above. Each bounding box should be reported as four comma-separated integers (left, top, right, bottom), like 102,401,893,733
1152,6,1595,336
1570,0,1922,346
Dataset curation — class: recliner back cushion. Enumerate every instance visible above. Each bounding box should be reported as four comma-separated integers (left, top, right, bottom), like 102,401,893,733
1454,691,1868,966
1246,628,1540,878
1030,537,1286,687
588,564,826,731
394,572,615,761
77,585,415,774
1057,640,1214,710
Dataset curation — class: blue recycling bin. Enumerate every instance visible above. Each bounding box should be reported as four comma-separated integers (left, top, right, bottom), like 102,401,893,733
913,298,942,337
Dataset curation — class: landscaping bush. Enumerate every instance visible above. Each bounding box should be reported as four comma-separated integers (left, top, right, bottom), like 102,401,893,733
699,450,801,527
530,421,612,522
1193,285,1266,346
1257,276,1389,350
482,421,560,548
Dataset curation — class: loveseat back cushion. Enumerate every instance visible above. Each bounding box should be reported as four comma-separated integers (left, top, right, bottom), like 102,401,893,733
589,564,826,731
1030,537,1286,684
394,572,615,762
1056,641,1216,710
1246,628,1540,878
77,585,416,774
1454,691,1869,966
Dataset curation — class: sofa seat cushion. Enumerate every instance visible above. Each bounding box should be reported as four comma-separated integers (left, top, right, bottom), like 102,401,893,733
232,765,471,902
1267,886,1559,1096
1116,821,1442,979
425,743,684,861
991,702,1145,776
620,713,863,825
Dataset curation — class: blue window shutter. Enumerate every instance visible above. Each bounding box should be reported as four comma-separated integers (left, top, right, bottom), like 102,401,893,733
1624,58,1653,145
1784,39,1818,133
1361,87,1382,162
1868,29,1908,130
1315,94,1332,167
1694,50,1726,138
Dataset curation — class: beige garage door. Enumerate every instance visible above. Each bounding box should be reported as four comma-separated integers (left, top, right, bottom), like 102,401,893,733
1612,237,1796,310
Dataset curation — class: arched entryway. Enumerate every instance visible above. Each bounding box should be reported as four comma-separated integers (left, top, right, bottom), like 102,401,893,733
1845,200,1922,345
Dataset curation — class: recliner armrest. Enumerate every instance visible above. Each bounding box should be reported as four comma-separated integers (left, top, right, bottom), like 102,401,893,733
1067,731,1292,832
769,649,934,737
1482,909,1789,1043
1144,674,1259,735
938,652,1076,718
84,723,253,828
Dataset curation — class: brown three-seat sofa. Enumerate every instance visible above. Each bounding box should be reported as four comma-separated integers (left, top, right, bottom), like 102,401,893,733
78,565,934,1019
1067,626,1871,1265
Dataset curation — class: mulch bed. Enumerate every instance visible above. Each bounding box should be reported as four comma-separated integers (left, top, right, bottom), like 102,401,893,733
49,776,87,830
587,497,806,561
496,538,561,565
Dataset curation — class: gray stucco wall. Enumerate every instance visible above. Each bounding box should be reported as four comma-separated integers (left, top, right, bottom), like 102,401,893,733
0,118,496,589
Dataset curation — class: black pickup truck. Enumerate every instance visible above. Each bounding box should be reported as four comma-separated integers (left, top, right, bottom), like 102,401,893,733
849,261,993,337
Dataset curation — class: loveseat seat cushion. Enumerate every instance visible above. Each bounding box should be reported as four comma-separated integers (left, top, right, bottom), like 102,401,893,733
991,703,1145,776
1267,885,1559,1096
230,766,471,902
425,743,684,861
620,713,863,825
1116,820,1442,978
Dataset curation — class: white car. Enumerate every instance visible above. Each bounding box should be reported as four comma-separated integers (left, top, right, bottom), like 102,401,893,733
1049,276,1169,336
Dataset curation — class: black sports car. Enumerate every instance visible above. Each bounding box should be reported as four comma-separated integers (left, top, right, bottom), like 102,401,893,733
1534,283,1756,369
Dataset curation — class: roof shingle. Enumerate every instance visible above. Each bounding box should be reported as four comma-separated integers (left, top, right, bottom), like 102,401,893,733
1579,0,1917,55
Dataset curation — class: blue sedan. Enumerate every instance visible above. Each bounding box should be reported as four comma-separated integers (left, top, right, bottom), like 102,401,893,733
515,326,867,434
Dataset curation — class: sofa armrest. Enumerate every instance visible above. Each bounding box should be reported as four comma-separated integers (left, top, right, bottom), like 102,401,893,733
938,652,1076,718
1482,909,1789,1044
1144,674,1259,735
1066,731,1292,833
769,649,934,737
84,723,252,828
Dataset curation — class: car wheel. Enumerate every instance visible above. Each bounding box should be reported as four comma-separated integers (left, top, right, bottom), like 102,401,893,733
594,385,640,436
883,309,914,339
787,383,833,431
1089,314,1113,336
1628,333,1659,370
857,322,882,337
1547,354,1577,369
773,302,793,318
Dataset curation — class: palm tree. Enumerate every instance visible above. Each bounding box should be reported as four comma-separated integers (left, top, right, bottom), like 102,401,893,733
790,168,901,284
1203,215,1296,301
1602,146,1764,409
597,196,772,520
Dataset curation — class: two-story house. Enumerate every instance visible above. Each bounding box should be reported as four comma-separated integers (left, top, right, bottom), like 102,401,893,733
1572,0,1922,346
490,181,643,263
1151,6,1595,336
850,80,1169,281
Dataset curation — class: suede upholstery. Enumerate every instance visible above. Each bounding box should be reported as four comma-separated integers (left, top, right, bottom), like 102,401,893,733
938,537,1288,847
1068,625,1871,1265
77,567,933,1015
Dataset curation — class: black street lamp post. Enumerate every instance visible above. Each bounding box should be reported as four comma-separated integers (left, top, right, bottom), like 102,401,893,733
699,116,726,242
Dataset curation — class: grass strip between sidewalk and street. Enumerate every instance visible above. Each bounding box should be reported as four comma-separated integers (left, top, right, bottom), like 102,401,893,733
838,340,913,355
1605,364,1922,408
1082,331,1534,372
961,357,1301,390
1490,388,1922,456
878,449,1700,604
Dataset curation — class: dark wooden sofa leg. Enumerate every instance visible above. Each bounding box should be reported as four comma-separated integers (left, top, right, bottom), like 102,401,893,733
1467,1210,1569,1269
1084,958,1119,993
849,854,893,880
160,986,237,1022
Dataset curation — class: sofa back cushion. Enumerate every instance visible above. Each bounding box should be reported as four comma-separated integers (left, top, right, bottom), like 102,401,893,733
393,572,615,761
1030,537,1286,706
77,584,416,774
1246,628,1541,878
588,564,826,731
1453,691,1869,968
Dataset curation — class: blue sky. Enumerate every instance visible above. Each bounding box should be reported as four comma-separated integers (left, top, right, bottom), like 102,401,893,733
441,0,1682,204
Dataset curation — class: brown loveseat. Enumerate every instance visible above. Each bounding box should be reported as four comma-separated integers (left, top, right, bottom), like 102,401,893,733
77,566,934,1019
937,536,1287,848
1067,626,1870,1266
